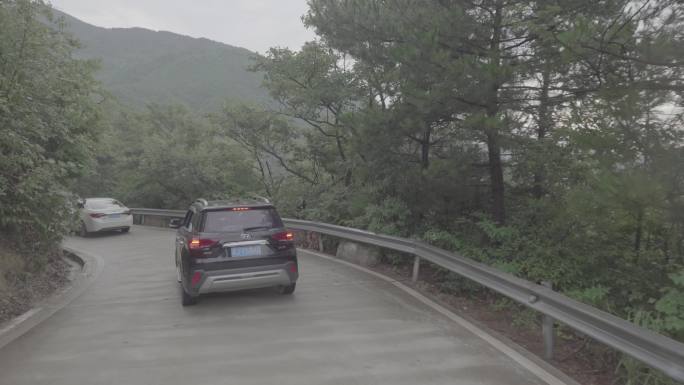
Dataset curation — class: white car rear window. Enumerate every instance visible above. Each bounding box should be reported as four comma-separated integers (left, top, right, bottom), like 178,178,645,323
86,200,124,210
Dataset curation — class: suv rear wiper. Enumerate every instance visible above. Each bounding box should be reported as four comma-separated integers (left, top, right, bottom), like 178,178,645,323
243,226,271,232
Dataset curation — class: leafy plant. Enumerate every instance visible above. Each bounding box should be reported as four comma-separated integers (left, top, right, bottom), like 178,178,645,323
0,0,102,258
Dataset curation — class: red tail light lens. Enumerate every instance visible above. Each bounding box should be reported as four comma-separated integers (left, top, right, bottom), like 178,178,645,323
189,238,218,250
89,213,106,218
231,207,250,211
272,231,294,242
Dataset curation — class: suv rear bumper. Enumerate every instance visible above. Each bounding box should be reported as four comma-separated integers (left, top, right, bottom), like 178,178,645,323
191,262,298,295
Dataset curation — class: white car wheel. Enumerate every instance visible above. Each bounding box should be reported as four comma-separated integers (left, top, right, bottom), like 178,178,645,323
79,222,89,237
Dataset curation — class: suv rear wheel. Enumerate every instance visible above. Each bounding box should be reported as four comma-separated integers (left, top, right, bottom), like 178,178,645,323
181,285,197,306
79,222,89,237
278,283,296,295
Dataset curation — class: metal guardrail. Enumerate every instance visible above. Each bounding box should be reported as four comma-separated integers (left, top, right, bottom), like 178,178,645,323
131,208,684,381
131,208,186,217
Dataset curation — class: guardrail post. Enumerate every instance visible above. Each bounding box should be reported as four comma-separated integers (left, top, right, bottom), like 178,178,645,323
318,233,324,253
542,281,555,360
412,256,420,282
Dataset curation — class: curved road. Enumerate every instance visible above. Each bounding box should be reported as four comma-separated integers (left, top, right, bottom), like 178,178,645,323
0,226,557,385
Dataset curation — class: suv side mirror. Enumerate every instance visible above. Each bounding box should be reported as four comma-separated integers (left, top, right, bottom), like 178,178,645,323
169,218,182,229
76,201,84,209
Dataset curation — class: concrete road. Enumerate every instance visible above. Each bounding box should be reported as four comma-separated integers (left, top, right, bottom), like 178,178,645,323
0,226,556,385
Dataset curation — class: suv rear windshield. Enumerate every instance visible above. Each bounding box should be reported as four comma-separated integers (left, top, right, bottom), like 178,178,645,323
202,207,283,232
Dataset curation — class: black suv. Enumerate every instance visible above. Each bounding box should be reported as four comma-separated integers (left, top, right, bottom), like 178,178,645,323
170,198,298,306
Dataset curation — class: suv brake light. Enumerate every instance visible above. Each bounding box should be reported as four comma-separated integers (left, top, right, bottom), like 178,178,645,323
89,213,106,218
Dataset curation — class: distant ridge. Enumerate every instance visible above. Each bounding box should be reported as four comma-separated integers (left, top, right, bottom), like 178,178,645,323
55,10,268,110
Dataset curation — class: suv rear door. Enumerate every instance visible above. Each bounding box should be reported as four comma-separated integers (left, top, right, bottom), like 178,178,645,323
192,206,294,269
176,208,199,279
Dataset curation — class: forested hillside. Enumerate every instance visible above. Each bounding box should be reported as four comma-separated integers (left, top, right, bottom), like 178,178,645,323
213,2,684,383
2,1,683,383
56,11,266,109
55,10,269,206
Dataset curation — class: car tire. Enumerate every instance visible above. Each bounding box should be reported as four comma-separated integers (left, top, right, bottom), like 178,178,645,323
181,285,198,306
121,227,130,233
279,283,296,295
79,222,89,237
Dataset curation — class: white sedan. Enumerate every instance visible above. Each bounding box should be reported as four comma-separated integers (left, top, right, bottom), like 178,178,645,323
78,198,133,236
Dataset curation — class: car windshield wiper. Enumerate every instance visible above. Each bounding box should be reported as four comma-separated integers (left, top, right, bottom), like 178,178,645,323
243,226,271,232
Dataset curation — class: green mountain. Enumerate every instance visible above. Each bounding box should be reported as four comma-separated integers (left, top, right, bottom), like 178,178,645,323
57,11,267,110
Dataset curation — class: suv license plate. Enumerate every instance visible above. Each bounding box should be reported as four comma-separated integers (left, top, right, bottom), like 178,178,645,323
109,214,121,218
231,246,261,257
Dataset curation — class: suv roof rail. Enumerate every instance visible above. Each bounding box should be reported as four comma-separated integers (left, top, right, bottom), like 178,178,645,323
194,198,209,206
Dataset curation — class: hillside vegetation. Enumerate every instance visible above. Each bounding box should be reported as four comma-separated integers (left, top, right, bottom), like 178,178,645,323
213,2,684,383
0,1,95,321
57,11,267,110
1,1,683,383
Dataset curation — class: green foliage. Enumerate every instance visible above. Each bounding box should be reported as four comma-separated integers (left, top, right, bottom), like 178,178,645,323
56,10,267,110
23,2,680,382
233,1,684,381
616,310,681,385
78,104,260,209
655,271,684,339
422,230,466,255
250,42,360,187
348,198,411,237
0,0,102,255
567,286,611,308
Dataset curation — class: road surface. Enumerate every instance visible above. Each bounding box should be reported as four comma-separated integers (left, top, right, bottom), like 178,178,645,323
0,226,555,385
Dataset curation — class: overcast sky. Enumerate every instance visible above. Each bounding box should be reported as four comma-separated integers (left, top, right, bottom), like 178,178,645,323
49,0,317,53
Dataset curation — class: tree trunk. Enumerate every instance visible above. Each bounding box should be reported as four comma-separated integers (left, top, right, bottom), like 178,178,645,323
533,65,552,199
486,130,505,224
486,0,505,225
634,208,644,256
421,125,431,169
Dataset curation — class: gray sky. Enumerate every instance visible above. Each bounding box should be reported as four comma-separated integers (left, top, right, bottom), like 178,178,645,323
49,0,317,53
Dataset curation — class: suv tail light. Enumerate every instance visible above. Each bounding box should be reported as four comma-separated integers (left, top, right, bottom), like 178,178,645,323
189,237,219,258
189,237,218,250
272,231,294,250
89,213,106,218
272,231,294,242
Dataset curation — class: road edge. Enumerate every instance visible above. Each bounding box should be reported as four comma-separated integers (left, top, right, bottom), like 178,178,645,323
0,247,103,350
299,248,580,385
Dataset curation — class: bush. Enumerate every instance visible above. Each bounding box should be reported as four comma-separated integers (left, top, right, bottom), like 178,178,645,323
0,1,102,258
